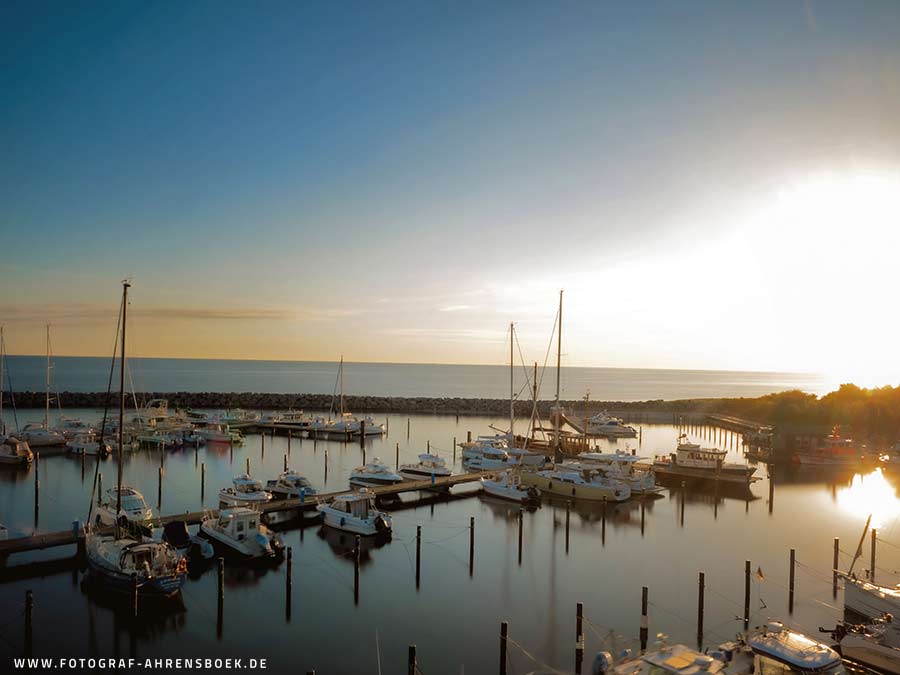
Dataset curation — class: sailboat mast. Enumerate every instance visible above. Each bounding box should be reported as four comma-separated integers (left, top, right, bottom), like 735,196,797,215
45,324,50,429
339,355,345,416
554,290,562,452
116,281,130,540
509,323,514,441
532,361,538,437
0,326,4,436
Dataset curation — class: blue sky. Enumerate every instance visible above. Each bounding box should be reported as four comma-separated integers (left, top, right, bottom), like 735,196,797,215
2,1,899,382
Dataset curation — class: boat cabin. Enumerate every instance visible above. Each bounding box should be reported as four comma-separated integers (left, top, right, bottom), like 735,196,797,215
215,508,263,541
330,492,377,519
743,622,844,675
120,541,179,575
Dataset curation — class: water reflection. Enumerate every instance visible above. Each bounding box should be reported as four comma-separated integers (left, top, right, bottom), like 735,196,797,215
835,468,900,529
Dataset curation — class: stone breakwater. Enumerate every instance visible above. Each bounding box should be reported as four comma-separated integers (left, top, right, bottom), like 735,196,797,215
8,391,726,417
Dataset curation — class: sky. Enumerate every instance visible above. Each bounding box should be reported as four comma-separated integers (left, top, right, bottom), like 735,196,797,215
1,1,899,386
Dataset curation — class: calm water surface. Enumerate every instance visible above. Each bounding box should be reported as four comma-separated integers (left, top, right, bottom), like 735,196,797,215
1,409,898,674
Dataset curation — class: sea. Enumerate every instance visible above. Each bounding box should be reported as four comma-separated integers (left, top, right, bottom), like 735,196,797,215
2,356,828,400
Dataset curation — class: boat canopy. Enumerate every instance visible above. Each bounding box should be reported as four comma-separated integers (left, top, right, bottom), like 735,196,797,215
747,623,842,672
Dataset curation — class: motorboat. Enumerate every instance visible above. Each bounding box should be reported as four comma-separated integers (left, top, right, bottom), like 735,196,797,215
505,444,548,467
197,423,233,443
160,520,215,562
795,427,866,466
0,523,8,540
17,423,65,447
826,615,900,674
181,430,206,445
589,621,844,675
585,412,638,438
66,433,112,457
481,471,541,505
0,436,34,467
653,435,758,486
349,459,404,488
565,450,660,494
317,489,392,536
95,486,155,528
329,412,385,436
200,507,285,560
520,468,631,502
85,533,187,596
460,434,508,460
218,474,273,508
55,416,95,439
137,431,183,448
463,444,514,470
400,453,452,482
265,469,317,500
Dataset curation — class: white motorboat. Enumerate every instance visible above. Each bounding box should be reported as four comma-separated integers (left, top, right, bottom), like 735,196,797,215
86,533,187,596
463,444,514,470
585,412,637,437
565,450,660,494
265,469,317,499
200,507,285,559
317,489,392,536
653,434,758,486
197,423,233,443
95,486,155,528
137,431,183,448
66,433,112,457
17,423,65,447
481,471,541,504
55,416,95,440
218,474,273,508
0,436,34,467
349,459,404,488
505,444,547,467
400,453,452,481
520,468,631,502
827,615,900,674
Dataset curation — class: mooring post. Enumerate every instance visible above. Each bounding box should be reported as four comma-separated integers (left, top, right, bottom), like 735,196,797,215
789,549,796,614
98,472,103,505
395,442,400,470
871,529,877,582
743,560,751,629
21,588,35,659
229,437,234,464
407,645,417,675
359,420,366,447
500,621,508,675
427,439,430,453
132,573,139,618
575,601,584,674
354,535,361,605
833,537,840,598
286,547,293,621
469,516,475,577
287,431,292,455
407,418,410,439
261,432,265,458
640,586,649,652
640,497,646,537
697,571,705,649
565,501,571,553
453,436,457,463
217,557,225,638
283,454,288,472
415,525,422,589
201,462,206,501
157,466,163,509
34,452,40,524
467,430,472,443
386,417,389,434
601,496,607,545
517,508,524,565
246,457,250,475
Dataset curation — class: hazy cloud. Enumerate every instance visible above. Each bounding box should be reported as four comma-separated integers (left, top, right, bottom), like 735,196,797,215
380,327,507,343
0,304,370,323
439,305,474,312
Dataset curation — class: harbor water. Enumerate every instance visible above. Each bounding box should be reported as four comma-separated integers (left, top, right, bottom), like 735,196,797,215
1,409,897,673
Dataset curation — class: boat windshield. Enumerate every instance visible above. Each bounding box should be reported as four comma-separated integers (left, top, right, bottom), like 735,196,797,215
756,655,844,675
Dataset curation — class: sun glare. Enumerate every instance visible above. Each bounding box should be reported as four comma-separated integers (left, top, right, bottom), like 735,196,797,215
835,468,900,530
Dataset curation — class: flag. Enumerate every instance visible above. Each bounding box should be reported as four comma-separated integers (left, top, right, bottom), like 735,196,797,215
756,566,765,581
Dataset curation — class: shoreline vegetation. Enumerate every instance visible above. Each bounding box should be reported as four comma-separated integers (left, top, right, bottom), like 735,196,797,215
7,383,900,441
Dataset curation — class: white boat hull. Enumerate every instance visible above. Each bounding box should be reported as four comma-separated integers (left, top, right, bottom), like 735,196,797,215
318,506,392,536
841,633,900,673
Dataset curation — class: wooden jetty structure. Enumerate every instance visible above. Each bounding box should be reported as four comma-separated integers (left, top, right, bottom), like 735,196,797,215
0,471,487,563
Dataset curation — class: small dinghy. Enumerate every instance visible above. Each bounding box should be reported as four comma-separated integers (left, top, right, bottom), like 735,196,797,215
200,507,285,560
317,489,392,536
481,471,541,505
349,458,404,488
219,474,272,508
161,520,215,562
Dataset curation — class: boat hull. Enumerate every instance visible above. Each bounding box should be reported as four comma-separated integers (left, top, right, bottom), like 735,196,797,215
840,634,900,674
520,473,628,502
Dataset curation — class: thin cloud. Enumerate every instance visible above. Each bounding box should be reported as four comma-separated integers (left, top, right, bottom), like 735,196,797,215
439,305,475,312
380,327,507,343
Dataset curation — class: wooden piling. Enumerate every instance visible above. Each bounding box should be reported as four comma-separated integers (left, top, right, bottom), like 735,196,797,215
575,602,584,674
261,433,265,458
640,586,648,652
453,436,456,462
396,442,400,470
469,516,475,577
286,547,293,622
427,439,430,454
833,537,839,598
407,418,410,439
743,560,751,629
871,529,877,582
601,496,607,545
354,535,361,605
283,454,288,472
25,589,33,657
246,457,250,475
789,549,796,614
34,452,40,525
467,430,472,443
217,557,224,638
201,462,206,501
407,645,417,675
697,571,705,649
517,508,523,565
157,466,163,509
98,472,103,504
640,497,645,537
415,525,421,589
132,572,139,618
500,621,508,675
565,501,571,554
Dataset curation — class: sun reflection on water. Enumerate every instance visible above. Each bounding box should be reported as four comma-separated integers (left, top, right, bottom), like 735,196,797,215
836,468,900,529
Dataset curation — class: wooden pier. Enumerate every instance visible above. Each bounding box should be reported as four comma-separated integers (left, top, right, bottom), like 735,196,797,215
0,471,487,561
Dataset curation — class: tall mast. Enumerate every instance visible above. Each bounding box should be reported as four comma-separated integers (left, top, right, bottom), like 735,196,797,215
339,355,344,416
45,324,50,429
532,361,538,438
0,326,4,436
509,323,514,441
554,290,563,452
116,281,130,540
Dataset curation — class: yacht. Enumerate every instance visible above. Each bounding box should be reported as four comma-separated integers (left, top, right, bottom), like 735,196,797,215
827,615,900,675
520,467,631,502
66,433,112,457
460,434,508,460
463,443,514,470
197,423,233,443
585,412,638,438
265,469,317,500
506,444,548,467
565,450,660,494
481,471,541,505
200,507,285,560
18,423,65,447
218,474,273,508
329,412,385,436
137,431,183,449
399,453,452,481
317,490,392,536
95,486,155,529
653,435,758,486
86,533,187,596
795,428,865,466
349,459,404,488
0,436,34,467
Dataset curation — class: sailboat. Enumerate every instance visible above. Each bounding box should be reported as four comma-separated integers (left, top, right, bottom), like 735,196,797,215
324,357,385,436
84,281,186,596
17,326,65,448
0,328,34,467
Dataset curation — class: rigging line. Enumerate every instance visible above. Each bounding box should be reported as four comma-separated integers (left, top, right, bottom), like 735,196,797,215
504,636,573,675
